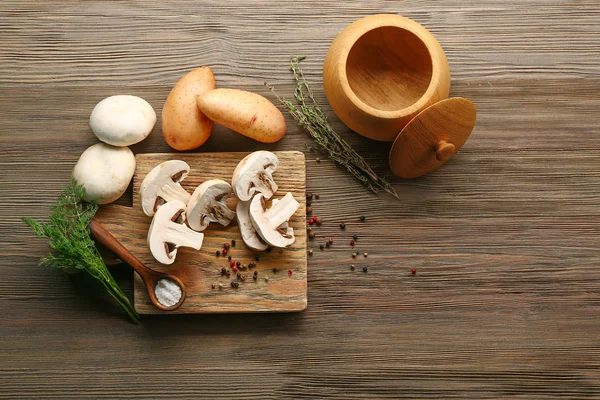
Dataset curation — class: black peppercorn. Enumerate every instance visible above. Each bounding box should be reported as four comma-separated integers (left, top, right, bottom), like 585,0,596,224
325,242,330,248
231,239,236,246
353,234,358,240
320,244,324,250
253,271,258,279
363,266,368,273
307,199,312,206
309,231,316,239
255,256,260,262
237,273,241,279
360,215,366,222
228,255,232,261
216,250,221,256
224,243,230,250
307,206,313,214
315,194,320,200
266,247,272,253
221,267,227,275
306,192,313,200
236,261,241,267
340,222,346,229
231,280,239,288
273,268,279,273
248,262,256,269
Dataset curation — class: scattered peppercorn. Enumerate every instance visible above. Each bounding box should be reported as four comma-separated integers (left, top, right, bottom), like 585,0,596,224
316,218,323,226
253,271,258,280
307,206,313,214
315,194,320,200
340,222,346,229
216,250,221,256
306,199,312,206
266,247,272,253
222,248,228,256
221,267,227,275
316,157,321,163
241,274,246,281
350,240,355,246
363,266,368,273
232,266,238,273
230,260,235,267
224,243,230,250
364,252,368,258
288,270,293,277
306,192,313,200
273,268,279,273
236,261,241,267
248,262,256,269
231,239,236,246
360,215,366,222
309,231,316,239
353,234,358,240
308,249,313,256
351,264,355,271
308,219,314,225
320,244,324,250
237,273,241,279
228,255,232,261
255,256,260,262
352,252,356,258
231,281,239,288
311,215,317,220
226,271,231,277
412,268,417,275
325,242,330,248
329,238,334,244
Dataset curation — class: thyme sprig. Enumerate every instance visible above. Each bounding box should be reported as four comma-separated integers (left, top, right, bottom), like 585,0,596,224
266,56,399,199
23,178,139,323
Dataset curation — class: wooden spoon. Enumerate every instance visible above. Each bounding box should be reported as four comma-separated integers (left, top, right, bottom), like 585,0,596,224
88,218,186,311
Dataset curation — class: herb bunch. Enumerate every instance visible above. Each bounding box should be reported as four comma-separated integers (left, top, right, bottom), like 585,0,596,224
266,56,399,199
23,178,139,323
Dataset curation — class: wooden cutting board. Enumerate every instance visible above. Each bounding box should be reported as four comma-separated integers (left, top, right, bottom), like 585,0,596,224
95,151,307,314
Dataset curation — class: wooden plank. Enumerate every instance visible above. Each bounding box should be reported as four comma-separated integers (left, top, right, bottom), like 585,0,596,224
96,151,307,314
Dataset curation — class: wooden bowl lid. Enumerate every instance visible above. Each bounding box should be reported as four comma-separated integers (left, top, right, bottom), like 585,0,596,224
389,97,476,178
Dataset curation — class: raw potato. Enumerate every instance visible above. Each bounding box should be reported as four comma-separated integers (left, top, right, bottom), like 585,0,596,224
162,67,216,150
196,89,286,143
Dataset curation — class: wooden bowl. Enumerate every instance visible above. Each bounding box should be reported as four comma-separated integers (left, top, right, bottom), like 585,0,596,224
323,14,451,141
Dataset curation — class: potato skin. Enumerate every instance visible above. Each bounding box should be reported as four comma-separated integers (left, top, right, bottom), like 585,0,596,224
196,89,286,143
162,67,216,150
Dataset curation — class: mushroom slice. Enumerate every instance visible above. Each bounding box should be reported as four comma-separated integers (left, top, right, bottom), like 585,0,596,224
232,151,279,201
147,200,204,265
236,200,268,251
249,192,299,248
140,160,192,217
187,179,236,232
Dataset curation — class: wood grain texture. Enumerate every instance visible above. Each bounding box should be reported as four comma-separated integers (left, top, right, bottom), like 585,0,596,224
96,152,307,314
1,1,600,399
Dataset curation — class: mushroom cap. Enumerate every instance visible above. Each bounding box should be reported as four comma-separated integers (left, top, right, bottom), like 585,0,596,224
249,192,298,248
147,200,204,265
140,160,191,216
236,200,268,251
232,151,279,202
72,143,135,205
187,179,235,231
89,95,156,146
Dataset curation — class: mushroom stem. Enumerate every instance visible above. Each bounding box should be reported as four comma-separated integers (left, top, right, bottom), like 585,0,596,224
160,179,192,204
164,221,204,249
266,192,299,227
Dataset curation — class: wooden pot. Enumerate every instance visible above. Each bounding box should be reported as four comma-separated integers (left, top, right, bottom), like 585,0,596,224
323,14,451,142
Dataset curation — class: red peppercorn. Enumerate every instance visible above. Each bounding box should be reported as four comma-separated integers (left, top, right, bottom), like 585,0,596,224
412,268,417,274
232,266,238,273
350,240,355,246
288,269,293,277
230,260,235,267
309,219,314,225
222,248,228,256
312,216,317,220
328,238,333,244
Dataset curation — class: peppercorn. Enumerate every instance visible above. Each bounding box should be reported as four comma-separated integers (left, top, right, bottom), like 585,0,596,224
241,264,247,270
308,219,314,225
325,242,330,248
320,244,324,250
340,222,346,229
253,271,258,280
315,194,320,200
221,267,227,275
352,252,357,258
226,271,231,277
230,260,235,267
231,239,236,247
360,215,366,222
248,262,256,269
228,255,232,261
308,249,313,256
236,261,241,267
306,206,313,214
316,157,321,163
363,266,368,273
237,273,241,279
412,268,417,275
309,231,316,239
311,215,317,220
288,269,293,277
329,238,334,244
351,264,355,271
364,252,368,258
255,256,260,262
231,280,239,288
273,268,279,273
353,234,358,240
232,266,238,273
306,192,313,200
350,240,355,246
307,199,312,206
224,243,230,250
241,274,246,281
316,217,323,226
266,247,272,253
222,248,228,256
216,250,221,256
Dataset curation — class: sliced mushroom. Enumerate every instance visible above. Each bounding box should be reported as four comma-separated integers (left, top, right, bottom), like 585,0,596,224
236,200,268,251
187,179,236,232
140,160,192,217
232,151,279,201
249,192,299,248
147,200,204,265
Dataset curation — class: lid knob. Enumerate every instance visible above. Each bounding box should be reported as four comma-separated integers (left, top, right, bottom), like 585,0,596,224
435,140,455,162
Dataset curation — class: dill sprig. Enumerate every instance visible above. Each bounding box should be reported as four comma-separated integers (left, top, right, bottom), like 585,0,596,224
266,56,399,200
23,178,140,323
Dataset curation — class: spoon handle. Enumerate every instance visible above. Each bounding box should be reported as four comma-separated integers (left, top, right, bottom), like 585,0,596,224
88,218,154,281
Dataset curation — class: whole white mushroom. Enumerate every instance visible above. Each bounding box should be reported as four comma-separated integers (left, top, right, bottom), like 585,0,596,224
73,143,136,204
89,95,156,146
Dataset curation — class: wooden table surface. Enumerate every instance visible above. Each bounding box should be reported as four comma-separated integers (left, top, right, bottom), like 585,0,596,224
1,1,599,398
